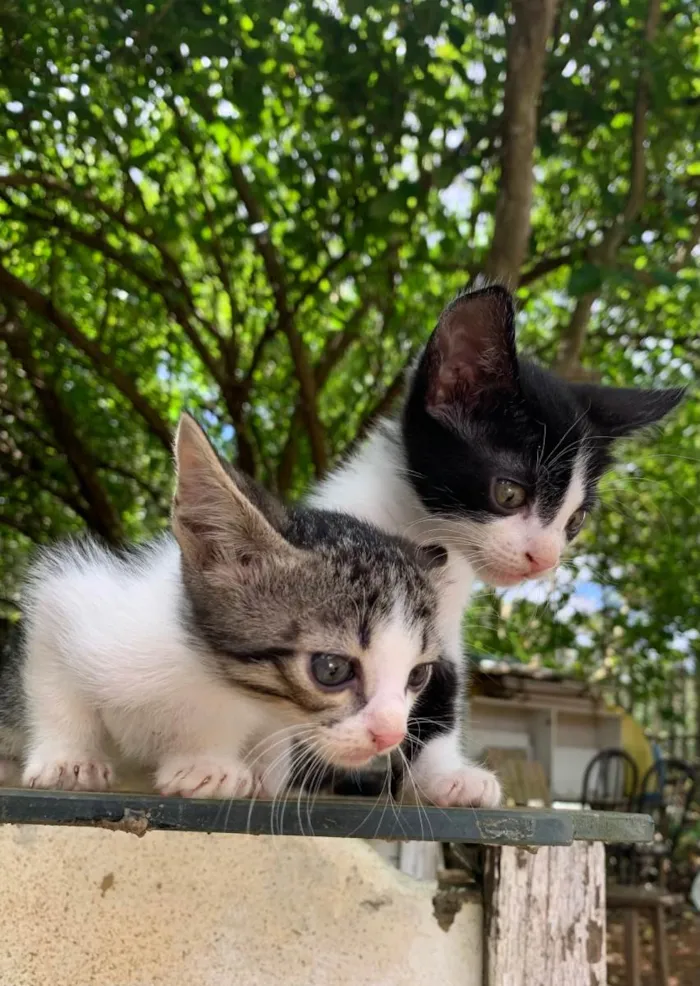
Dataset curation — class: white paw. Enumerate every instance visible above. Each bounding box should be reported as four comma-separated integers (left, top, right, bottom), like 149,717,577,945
23,758,114,792
423,765,502,808
156,758,254,799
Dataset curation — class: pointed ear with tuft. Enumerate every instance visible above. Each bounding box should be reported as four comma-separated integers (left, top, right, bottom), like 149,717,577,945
570,384,686,438
172,414,298,571
423,285,519,416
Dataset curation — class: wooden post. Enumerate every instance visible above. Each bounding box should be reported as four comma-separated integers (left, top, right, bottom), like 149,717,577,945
624,909,641,986
483,842,606,986
651,904,670,986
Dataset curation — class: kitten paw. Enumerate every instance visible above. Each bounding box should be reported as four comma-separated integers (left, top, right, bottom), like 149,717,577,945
156,758,254,799
423,765,502,808
23,758,114,792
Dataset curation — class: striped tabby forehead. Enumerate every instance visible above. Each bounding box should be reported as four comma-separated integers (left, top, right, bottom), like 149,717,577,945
181,532,440,664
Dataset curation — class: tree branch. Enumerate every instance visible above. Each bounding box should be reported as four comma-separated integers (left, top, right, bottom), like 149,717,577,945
0,453,89,522
1,194,224,383
0,172,223,349
290,247,353,316
276,297,375,492
483,0,561,285
0,514,39,541
348,368,406,454
519,249,579,286
317,296,375,384
95,460,167,503
226,162,327,475
0,261,173,449
2,316,124,544
244,317,280,388
0,196,171,295
554,0,663,377
0,398,55,448
167,100,236,346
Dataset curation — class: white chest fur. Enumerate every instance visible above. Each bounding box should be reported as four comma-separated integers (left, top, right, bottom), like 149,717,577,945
311,423,503,812
310,424,476,664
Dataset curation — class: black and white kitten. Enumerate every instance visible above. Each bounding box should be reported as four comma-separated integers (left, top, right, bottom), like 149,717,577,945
311,284,684,806
0,415,460,800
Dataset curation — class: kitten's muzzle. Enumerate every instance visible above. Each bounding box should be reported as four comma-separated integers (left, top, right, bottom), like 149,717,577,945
369,729,406,754
524,548,558,576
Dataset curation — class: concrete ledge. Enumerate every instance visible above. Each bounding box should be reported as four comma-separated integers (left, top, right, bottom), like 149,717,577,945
0,788,654,845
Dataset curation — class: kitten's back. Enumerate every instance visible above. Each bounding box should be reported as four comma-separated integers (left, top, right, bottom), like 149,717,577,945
18,536,192,707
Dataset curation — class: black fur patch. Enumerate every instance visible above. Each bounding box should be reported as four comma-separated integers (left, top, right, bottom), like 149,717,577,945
402,659,458,764
402,285,684,529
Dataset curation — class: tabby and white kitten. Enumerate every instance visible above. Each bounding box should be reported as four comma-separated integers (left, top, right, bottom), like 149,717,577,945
0,415,457,800
312,284,684,805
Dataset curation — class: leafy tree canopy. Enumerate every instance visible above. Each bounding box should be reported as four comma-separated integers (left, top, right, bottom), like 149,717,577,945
0,0,698,736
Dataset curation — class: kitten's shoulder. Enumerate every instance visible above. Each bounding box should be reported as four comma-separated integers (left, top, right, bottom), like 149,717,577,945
308,419,412,532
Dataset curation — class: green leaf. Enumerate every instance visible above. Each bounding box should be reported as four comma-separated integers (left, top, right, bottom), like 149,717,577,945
568,264,603,296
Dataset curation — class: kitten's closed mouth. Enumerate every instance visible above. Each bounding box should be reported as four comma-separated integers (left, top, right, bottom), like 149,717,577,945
481,566,533,587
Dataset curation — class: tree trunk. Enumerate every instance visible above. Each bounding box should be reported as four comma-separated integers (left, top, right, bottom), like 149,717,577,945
483,0,560,286
554,0,662,377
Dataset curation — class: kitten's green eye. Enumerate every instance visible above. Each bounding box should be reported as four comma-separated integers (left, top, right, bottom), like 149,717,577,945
310,653,355,688
567,508,587,538
492,479,528,511
407,663,432,691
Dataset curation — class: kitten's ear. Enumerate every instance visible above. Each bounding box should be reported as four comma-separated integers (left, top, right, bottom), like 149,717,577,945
570,384,686,438
423,285,519,414
172,414,296,570
415,542,450,595
416,542,449,571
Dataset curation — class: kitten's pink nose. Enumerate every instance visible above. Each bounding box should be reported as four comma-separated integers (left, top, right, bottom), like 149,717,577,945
370,729,406,753
525,550,558,575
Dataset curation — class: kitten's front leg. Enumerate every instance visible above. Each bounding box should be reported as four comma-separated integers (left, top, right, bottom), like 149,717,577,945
408,731,502,808
154,694,268,799
22,658,114,791
155,755,255,799
401,659,502,809
24,754,114,792
156,737,294,800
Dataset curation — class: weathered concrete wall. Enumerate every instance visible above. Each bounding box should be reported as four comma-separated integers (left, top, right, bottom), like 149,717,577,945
0,825,482,986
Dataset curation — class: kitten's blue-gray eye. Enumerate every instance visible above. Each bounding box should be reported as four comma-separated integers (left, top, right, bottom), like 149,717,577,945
310,653,355,688
491,478,528,511
407,663,432,691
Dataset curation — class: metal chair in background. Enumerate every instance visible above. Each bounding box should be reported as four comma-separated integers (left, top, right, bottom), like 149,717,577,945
581,748,639,814
581,748,639,887
635,757,697,887
607,756,695,986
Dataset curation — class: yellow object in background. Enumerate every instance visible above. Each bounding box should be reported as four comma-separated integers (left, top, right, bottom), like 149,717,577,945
619,711,654,795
